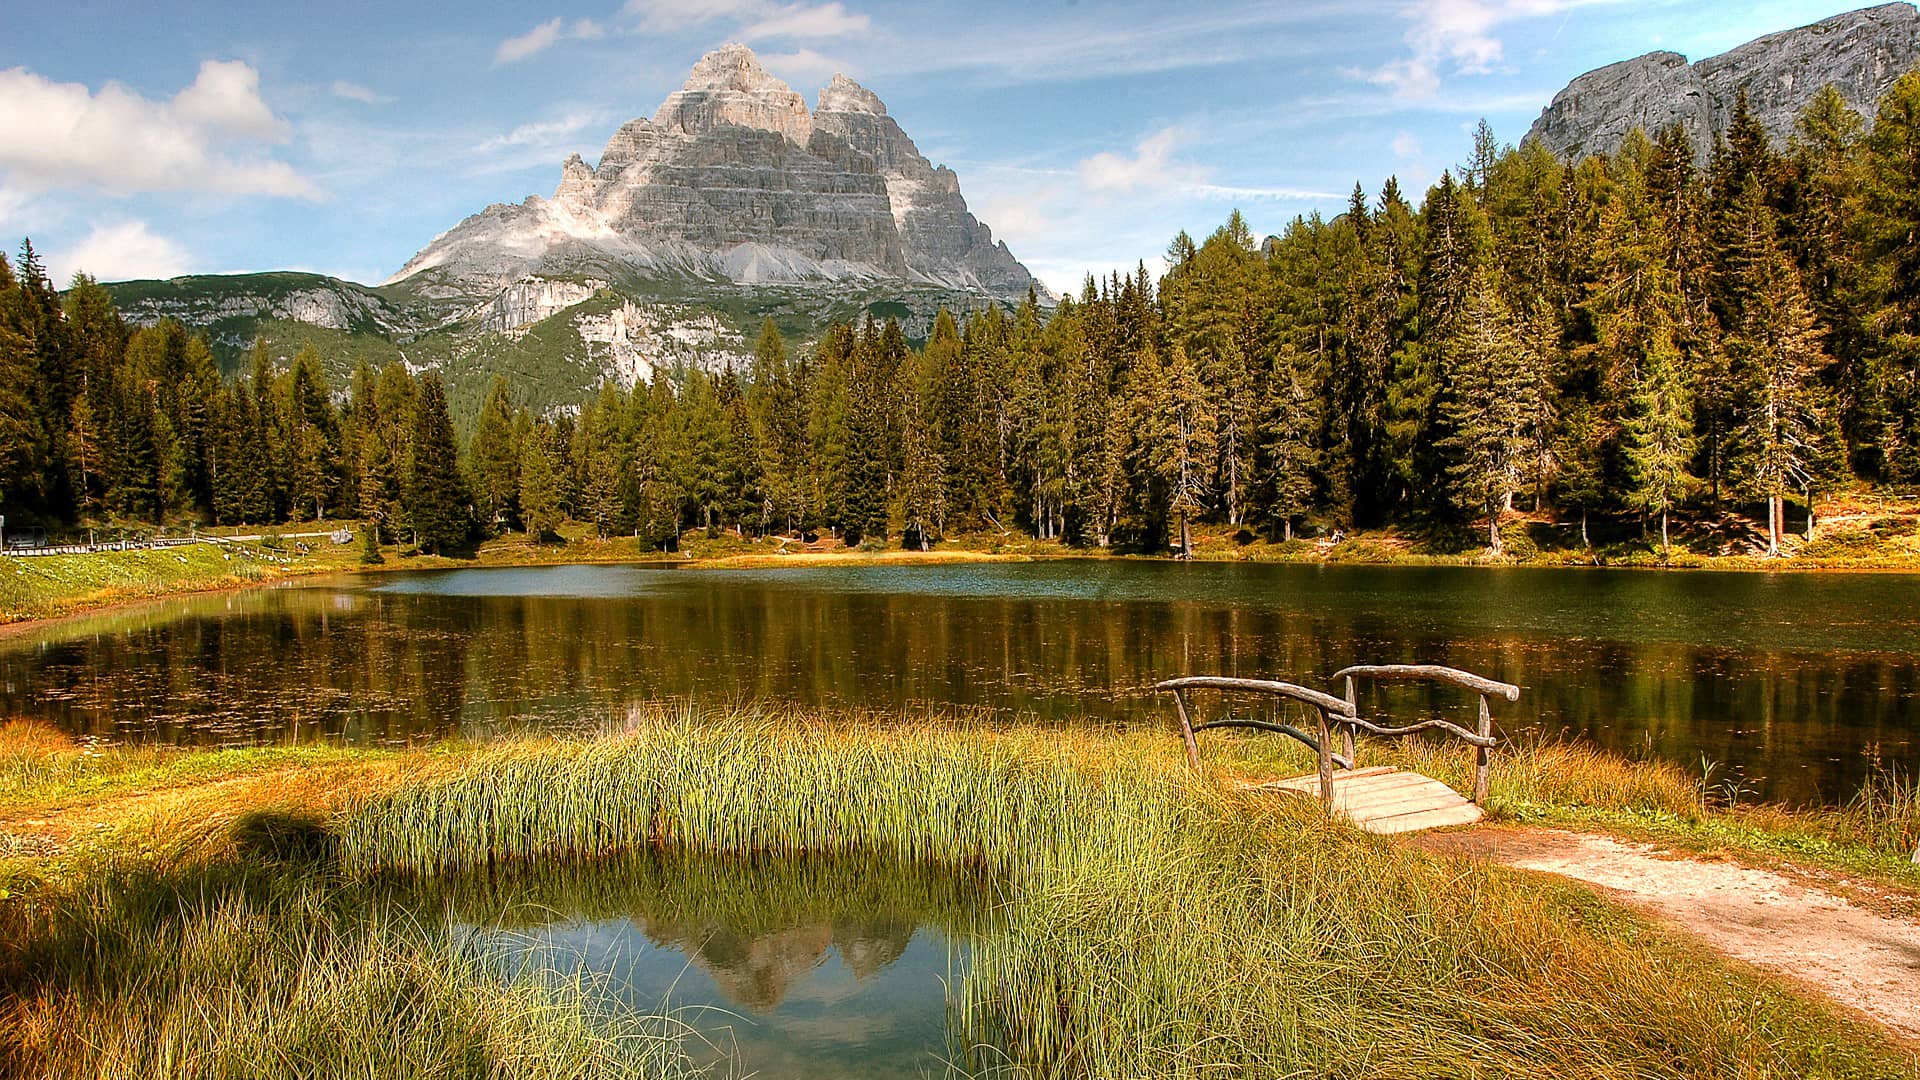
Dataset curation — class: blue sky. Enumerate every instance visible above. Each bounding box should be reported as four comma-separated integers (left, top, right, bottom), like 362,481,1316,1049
0,0,1880,294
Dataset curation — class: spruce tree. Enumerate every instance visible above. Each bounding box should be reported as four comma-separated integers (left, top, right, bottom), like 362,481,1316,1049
1149,343,1218,558
1723,184,1835,554
518,426,563,541
1439,267,1531,552
469,375,520,531
1858,69,1920,481
405,373,469,554
1625,328,1696,557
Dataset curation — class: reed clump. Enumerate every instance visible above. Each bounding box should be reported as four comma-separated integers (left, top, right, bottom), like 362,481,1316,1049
333,708,1914,1078
0,860,702,1079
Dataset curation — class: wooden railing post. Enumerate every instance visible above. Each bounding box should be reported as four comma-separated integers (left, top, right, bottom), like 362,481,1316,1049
1316,707,1335,807
1473,693,1492,805
1342,675,1358,768
1174,689,1201,769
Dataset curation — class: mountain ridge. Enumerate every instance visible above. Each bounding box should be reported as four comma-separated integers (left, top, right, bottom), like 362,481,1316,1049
1526,3,1920,159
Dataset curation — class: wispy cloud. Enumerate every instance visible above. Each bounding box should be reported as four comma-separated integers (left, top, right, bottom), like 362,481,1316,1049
1361,0,1620,99
622,0,868,40
330,80,387,105
1080,127,1337,202
0,60,318,198
742,2,870,40
967,125,1335,293
495,17,607,65
475,112,603,153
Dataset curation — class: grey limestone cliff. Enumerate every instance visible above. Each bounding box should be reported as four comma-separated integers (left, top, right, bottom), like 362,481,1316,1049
1527,3,1920,159
392,44,1041,301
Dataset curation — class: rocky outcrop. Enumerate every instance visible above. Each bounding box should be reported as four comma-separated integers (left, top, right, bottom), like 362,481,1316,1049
811,73,1035,295
391,44,1043,301
1527,3,1920,160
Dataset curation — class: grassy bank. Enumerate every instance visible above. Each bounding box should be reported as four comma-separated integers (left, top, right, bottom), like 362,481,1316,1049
0,540,365,625
10,499,1920,628
3,711,1916,1077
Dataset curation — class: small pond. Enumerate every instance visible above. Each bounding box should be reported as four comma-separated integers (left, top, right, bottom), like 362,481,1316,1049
427,852,996,1078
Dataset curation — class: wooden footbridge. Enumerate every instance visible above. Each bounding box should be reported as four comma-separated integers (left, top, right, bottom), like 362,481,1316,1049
1155,665,1520,835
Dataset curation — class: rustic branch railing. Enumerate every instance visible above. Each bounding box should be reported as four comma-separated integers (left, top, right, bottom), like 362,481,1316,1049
1333,664,1520,805
1156,665,1520,810
1154,676,1357,803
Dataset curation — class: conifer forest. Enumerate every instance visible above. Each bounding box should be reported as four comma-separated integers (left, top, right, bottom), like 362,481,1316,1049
5,81,1920,558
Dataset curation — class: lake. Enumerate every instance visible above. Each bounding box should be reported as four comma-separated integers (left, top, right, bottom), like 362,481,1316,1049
4,560,1916,803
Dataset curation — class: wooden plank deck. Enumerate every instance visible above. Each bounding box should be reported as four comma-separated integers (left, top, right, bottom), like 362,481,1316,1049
1247,766,1484,834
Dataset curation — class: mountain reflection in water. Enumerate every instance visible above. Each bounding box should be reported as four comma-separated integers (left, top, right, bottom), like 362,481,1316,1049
425,851,991,1078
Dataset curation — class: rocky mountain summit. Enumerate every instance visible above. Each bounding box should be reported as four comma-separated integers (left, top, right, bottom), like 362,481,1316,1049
392,43,1040,301
1526,3,1920,160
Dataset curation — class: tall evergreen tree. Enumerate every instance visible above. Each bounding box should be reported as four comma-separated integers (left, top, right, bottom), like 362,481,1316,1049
406,373,469,553
469,375,520,531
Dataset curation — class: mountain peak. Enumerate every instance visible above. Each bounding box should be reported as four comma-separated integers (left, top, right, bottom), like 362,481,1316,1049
391,46,1043,302
652,42,812,142
681,43,784,94
817,73,886,116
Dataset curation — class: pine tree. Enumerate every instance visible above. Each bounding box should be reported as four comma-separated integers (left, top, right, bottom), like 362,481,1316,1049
406,373,469,554
1440,267,1531,552
0,258,40,513
1625,327,1696,557
1722,183,1835,554
469,376,520,531
1858,69,1920,481
1786,86,1874,473
1148,343,1218,557
518,426,563,541
1258,343,1320,541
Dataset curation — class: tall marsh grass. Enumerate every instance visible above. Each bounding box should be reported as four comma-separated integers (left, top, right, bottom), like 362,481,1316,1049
0,860,702,1079
333,709,1914,1079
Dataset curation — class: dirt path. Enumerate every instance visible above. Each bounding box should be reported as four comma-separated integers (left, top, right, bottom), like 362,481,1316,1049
1423,827,1920,1042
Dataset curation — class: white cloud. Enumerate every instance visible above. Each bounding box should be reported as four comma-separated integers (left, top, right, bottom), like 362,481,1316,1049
742,2,870,40
621,0,761,31
330,80,386,105
172,60,287,140
1080,128,1210,196
1079,127,1335,202
621,0,868,40
476,112,601,153
46,221,192,284
965,127,1335,295
1392,131,1423,158
755,48,850,86
495,17,607,64
1364,0,1616,99
0,62,318,199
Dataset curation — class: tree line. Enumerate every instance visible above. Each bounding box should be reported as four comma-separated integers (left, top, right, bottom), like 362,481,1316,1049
7,70,1920,555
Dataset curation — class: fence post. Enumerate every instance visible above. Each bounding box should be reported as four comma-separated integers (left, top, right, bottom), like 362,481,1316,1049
1316,707,1335,807
1173,689,1201,769
1473,693,1492,805
1342,674,1358,768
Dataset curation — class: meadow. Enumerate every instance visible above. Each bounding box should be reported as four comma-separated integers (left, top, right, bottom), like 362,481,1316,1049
2,709,1916,1078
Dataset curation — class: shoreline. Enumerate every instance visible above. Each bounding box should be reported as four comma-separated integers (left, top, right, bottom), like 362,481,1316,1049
5,532,1920,632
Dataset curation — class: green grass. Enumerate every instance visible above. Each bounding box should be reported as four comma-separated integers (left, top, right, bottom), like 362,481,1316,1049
338,710,1916,1078
0,545,267,623
1,858,702,1079
0,540,368,624
5,710,1917,1078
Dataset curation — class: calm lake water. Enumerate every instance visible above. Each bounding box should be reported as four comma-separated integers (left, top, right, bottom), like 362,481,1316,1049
4,560,1917,803
430,852,988,1079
